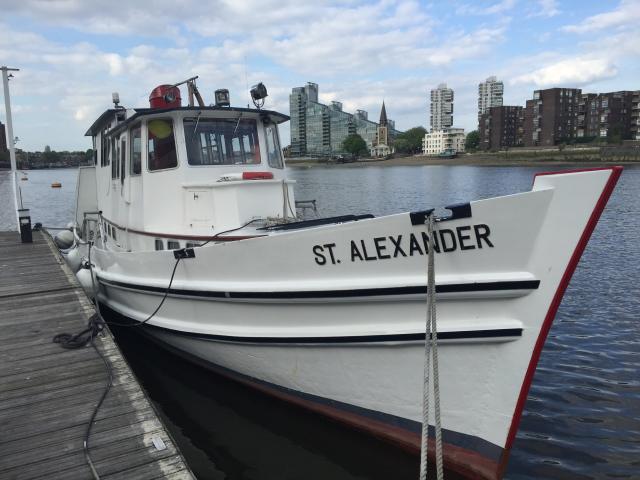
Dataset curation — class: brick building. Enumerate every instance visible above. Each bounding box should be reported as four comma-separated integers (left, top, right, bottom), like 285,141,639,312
633,91,640,140
523,88,581,147
578,91,635,140
0,121,7,153
479,106,523,151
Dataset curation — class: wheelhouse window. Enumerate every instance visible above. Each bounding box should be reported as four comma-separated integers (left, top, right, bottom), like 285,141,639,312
111,137,117,179
184,118,261,165
265,124,283,169
101,130,110,167
167,240,180,250
120,139,126,185
130,124,141,175
148,118,178,171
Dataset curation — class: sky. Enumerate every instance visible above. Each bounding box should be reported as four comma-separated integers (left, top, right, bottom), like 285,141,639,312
1,0,639,151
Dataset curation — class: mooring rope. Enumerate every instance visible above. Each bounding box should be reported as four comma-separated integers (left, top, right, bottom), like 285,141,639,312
419,213,444,480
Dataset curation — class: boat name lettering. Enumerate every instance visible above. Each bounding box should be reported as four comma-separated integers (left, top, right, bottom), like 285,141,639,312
312,224,493,265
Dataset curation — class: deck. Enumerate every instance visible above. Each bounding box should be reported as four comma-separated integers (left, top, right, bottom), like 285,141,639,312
0,231,194,479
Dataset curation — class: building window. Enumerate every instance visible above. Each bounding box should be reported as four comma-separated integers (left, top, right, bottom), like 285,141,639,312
148,118,178,171
167,240,180,250
130,124,142,175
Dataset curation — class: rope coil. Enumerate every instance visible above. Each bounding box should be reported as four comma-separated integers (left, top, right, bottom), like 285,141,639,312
419,213,444,480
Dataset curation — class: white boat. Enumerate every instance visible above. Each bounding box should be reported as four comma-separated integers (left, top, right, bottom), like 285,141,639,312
63,79,621,479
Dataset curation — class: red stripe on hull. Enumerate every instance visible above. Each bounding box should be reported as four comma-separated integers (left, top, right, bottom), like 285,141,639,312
500,166,623,476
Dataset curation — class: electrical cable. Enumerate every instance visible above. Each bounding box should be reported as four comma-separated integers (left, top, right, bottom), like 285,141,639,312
52,313,112,480
47,215,268,477
198,217,261,247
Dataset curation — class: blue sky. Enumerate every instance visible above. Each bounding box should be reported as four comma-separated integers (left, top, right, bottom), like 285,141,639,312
1,0,639,151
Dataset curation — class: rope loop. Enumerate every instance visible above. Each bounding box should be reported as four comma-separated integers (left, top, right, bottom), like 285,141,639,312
419,213,444,480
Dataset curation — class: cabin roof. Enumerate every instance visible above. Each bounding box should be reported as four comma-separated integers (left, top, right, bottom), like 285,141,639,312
85,106,290,137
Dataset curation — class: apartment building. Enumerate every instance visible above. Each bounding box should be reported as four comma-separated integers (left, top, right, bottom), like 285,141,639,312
289,83,400,156
478,76,504,124
578,91,635,140
430,83,454,131
0,121,6,153
633,91,640,140
523,88,581,147
479,106,524,150
422,128,466,155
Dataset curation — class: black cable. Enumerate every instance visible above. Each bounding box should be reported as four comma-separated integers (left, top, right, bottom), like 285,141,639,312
198,217,261,247
53,313,112,480
102,256,181,328
49,217,260,476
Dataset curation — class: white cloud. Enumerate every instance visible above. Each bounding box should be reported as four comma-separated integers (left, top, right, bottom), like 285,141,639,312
456,0,517,16
511,57,618,87
561,0,640,33
528,0,560,18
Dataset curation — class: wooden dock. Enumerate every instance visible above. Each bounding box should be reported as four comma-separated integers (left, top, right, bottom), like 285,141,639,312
0,231,194,479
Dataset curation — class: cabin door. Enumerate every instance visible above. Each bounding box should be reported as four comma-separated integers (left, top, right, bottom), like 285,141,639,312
184,188,213,228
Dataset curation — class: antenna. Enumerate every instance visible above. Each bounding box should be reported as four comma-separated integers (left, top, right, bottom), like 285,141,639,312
244,55,250,108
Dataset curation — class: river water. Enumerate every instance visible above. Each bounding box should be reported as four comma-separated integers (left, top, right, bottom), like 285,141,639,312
1,165,638,479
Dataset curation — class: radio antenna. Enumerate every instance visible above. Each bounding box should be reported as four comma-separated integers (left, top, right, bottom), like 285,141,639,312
244,55,250,108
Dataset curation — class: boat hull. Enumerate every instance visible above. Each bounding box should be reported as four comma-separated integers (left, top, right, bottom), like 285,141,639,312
89,167,621,479
132,320,508,478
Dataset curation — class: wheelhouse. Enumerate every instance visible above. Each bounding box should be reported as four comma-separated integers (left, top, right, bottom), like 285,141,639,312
80,88,293,253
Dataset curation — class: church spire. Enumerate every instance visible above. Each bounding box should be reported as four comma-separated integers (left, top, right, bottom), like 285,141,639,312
379,101,388,126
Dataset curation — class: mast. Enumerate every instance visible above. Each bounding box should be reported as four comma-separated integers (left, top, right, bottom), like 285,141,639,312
1,66,20,232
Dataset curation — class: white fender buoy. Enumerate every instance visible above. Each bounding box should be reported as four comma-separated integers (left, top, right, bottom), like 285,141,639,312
62,247,83,273
76,267,97,299
54,230,74,249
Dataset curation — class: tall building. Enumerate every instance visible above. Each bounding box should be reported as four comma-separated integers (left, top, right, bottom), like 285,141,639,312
430,83,454,131
523,88,581,146
479,106,523,150
328,101,356,153
354,110,379,149
289,83,401,156
478,76,504,124
289,82,319,156
0,121,7,153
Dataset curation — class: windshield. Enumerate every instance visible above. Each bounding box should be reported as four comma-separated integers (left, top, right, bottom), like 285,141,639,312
184,118,261,165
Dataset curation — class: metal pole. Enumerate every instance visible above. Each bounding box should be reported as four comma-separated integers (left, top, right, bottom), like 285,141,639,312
2,66,20,233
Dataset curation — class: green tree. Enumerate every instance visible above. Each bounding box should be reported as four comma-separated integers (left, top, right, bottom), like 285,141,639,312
394,126,427,154
393,138,412,154
42,146,60,165
465,130,480,151
342,134,368,156
607,125,624,145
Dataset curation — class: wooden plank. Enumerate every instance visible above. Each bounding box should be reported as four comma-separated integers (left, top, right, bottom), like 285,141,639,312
0,231,194,479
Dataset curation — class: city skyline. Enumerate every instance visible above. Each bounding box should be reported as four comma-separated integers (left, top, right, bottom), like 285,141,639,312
1,1,639,151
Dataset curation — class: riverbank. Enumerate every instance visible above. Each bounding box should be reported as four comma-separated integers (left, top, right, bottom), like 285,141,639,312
287,148,640,168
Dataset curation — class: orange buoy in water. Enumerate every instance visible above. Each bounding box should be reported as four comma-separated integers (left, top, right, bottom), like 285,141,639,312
51,182,62,188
